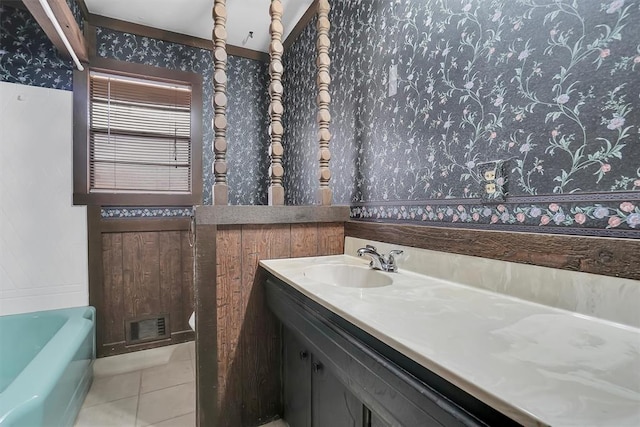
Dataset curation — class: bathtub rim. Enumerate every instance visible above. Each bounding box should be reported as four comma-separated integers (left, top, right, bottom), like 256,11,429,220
0,306,96,425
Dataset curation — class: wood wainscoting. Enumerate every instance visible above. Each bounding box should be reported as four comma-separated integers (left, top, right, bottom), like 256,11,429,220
88,207,195,357
194,206,349,427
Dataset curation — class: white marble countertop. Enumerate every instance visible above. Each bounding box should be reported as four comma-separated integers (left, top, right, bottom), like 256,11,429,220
260,255,640,427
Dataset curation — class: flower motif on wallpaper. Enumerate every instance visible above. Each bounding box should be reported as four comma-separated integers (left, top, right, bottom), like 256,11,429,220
101,207,193,218
97,27,216,204
0,6,73,90
225,56,271,205
64,0,83,30
352,200,640,231
97,28,270,206
284,0,640,206
572,201,640,229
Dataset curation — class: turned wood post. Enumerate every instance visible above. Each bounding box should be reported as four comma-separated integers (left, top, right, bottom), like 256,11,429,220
212,0,229,205
268,0,285,205
317,0,332,205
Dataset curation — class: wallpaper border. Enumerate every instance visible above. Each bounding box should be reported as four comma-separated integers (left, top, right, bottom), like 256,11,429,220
101,207,194,219
350,199,640,239
354,192,640,206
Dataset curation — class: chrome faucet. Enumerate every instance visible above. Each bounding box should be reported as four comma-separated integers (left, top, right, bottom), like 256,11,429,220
357,245,403,272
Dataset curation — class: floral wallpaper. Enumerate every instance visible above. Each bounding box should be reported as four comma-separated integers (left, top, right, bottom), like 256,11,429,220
95,27,270,207
283,0,640,237
65,0,83,30
101,207,193,219
0,5,73,90
1,5,270,212
283,15,359,205
226,56,271,205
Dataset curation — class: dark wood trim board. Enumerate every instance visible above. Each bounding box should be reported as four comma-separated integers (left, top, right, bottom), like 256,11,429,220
195,205,350,225
345,221,640,281
194,224,218,427
102,331,195,358
87,13,269,62
86,205,105,356
100,217,190,233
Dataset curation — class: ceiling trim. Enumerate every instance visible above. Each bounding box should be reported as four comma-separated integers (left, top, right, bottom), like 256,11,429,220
226,44,270,63
87,13,269,62
283,0,317,51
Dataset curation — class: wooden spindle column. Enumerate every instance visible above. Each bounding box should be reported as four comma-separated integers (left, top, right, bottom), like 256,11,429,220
268,0,285,205
317,0,332,205
212,0,229,205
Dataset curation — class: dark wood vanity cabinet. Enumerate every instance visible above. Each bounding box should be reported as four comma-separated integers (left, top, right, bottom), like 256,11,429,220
265,273,522,427
282,329,363,427
283,327,311,427
284,328,364,426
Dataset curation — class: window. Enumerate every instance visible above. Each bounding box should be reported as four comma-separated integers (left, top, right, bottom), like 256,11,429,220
89,72,192,194
74,58,202,206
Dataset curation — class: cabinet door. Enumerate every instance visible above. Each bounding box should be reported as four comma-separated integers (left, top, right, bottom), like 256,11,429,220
311,356,364,427
283,328,312,427
370,411,391,427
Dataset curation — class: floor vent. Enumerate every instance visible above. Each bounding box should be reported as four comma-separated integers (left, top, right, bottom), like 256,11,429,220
126,315,170,344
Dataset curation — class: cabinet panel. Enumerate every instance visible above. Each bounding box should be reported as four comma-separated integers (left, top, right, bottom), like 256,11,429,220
311,356,363,427
370,410,391,427
284,328,311,427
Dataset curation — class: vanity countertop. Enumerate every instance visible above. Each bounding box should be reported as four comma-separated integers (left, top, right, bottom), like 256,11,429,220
260,255,640,427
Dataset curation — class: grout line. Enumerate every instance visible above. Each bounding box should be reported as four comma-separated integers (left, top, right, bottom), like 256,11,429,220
135,369,142,426
139,379,196,397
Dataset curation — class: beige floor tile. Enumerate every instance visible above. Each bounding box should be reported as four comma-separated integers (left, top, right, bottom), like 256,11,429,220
141,360,194,394
187,341,195,360
137,382,196,427
74,396,138,427
94,346,173,377
189,341,196,373
261,420,288,427
146,411,195,427
169,342,192,362
83,371,141,407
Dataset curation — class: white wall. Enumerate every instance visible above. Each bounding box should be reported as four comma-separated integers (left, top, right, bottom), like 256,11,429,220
0,82,88,315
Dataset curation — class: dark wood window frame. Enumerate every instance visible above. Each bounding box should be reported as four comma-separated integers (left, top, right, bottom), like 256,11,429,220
73,56,203,206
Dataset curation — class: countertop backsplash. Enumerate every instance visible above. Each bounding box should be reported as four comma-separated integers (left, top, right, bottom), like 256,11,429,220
345,237,640,329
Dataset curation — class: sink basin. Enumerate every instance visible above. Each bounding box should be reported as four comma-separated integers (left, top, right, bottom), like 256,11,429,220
302,264,393,288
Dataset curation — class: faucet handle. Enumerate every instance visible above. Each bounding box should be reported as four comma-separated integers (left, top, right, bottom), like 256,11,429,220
387,250,404,263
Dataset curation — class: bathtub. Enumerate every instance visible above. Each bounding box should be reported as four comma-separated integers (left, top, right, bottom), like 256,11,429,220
0,307,95,427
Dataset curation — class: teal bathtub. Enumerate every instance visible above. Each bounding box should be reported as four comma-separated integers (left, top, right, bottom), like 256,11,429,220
0,307,95,427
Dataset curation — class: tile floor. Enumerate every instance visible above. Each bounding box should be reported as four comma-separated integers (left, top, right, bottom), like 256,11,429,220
74,341,288,427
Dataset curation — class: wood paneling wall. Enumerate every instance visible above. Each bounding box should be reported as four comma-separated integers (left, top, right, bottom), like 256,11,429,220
89,207,195,357
345,221,640,280
204,222,344,427
193,206,349,427
216,222,344,426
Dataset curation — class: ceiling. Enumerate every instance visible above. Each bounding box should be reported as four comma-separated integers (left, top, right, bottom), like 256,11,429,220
84,0,315,53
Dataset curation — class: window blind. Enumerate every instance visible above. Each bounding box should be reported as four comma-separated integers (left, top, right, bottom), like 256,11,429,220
89,71,192,194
